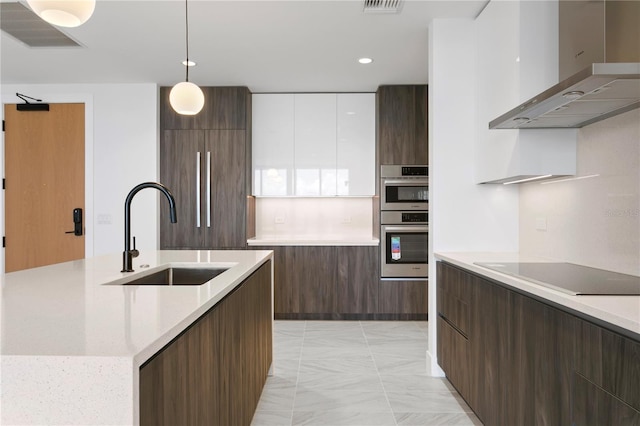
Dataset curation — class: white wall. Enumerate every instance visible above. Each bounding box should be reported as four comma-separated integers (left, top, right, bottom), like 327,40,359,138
1,83,159,267
428,17,520,376
255,197,374,240
520,109,640,276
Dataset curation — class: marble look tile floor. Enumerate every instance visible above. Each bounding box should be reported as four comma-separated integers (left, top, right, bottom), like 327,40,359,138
251,320,482,426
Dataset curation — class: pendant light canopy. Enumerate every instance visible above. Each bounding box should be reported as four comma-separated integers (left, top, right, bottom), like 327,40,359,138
169,0,204,116
27,0,95,28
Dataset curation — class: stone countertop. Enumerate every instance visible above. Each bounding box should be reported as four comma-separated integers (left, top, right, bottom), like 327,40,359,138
435,252,640,340
1,249,273,425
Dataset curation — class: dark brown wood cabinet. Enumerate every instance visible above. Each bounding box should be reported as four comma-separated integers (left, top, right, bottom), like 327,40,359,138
254,245,379,319
437,261,640,426
139,260,272,426
160,87,252,249
160,86,250,130
378,280,428,319
376,85,428,165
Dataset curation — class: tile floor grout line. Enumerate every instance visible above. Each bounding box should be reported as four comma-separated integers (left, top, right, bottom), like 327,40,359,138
360,320,399,426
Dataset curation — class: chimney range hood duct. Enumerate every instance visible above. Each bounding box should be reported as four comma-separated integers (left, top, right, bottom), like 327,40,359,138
489,62,640,129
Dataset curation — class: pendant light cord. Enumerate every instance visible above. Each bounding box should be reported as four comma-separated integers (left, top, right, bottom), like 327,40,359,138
184,0,190,82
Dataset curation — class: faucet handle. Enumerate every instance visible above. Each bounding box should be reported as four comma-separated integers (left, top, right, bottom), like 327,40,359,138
131,236,140,258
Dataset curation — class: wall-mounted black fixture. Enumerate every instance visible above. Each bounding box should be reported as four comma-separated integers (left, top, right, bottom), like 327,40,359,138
16,92,49,111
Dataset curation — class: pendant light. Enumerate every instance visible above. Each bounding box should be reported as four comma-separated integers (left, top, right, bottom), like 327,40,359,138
169,0,205,116
27,0,95,28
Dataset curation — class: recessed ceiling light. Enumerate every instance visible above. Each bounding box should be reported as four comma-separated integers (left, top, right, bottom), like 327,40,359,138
182,60,196,67
358,57,373,64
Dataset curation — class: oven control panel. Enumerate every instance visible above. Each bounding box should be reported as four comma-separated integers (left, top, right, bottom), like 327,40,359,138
381,211,428,225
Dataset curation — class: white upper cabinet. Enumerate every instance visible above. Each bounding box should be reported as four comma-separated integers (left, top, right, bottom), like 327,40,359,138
336,94,375,196
252,93,375,196
252,94,294,196
294,94,337,196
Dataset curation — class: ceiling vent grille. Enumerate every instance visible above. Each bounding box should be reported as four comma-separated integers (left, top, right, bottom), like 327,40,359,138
363,0,404,14
0,2,81,48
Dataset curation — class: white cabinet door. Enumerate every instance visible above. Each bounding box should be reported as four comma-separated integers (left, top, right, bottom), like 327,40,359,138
252,93,375,196
252,94,294,196
294,94,337,196
336,94,375,196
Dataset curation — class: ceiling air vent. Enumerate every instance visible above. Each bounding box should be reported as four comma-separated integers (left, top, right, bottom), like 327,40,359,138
0,2,81,48
363,0,403,14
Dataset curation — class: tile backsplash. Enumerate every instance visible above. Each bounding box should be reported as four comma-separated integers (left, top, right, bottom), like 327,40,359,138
255,197,374,240
520,109,640,275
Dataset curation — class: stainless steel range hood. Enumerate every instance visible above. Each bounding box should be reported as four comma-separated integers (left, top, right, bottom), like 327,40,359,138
489,63,640,129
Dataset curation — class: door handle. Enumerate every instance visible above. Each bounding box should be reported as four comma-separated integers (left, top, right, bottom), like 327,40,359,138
196,151,201,228
206,151,211,228
65,208,83,236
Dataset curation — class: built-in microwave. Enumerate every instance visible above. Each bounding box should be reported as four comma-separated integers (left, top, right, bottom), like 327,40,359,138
380,165,428,211
380,211,428,278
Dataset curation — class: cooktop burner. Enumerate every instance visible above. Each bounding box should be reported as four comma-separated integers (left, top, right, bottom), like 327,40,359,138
474,262,640,296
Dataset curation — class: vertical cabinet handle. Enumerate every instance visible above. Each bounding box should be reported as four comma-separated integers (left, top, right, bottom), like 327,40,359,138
196,151,201,228
206,151,211,228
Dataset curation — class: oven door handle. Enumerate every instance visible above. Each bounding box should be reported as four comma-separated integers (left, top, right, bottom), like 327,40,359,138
382,225,429,233
382,179,429,186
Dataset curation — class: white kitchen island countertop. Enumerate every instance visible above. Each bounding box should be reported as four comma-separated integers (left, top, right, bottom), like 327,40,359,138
435,252,640,339
0,249,273,425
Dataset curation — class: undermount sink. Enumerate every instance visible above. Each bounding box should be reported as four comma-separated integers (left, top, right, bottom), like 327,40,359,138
120,267,229,286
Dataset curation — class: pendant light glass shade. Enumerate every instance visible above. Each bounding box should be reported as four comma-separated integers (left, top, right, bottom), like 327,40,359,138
170,0,204,116
27,0,96,27
169,82,205,115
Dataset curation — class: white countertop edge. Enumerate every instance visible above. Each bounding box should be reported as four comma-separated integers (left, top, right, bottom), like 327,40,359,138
434,252,640,339
247,238,379,246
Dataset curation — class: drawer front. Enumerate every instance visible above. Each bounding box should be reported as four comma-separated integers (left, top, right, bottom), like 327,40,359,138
575,320,640,412
437,262,471,336
573,373,640,426
437,316,470,399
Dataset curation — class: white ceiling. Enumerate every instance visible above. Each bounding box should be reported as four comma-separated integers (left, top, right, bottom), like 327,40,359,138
1,0,488,92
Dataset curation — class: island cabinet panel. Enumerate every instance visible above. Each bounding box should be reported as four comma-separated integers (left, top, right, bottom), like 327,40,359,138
376,85,428,165
160,86,249,130
253,246,380,319
139,260,272,426
437,261,638,426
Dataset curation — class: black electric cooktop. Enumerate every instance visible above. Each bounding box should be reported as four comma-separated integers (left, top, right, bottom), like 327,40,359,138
474,262,640,296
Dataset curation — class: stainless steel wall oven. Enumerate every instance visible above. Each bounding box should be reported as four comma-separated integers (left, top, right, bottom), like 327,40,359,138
380,211,428,278
380,165,428,211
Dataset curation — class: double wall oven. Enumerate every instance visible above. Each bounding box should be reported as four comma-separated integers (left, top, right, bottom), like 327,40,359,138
380,166,429,279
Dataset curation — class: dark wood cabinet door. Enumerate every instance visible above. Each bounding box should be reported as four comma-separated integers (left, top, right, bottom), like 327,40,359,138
574,319,640,415
160,130,206,249
573,373,640,426
292,246,337,314
469,275,511,425
508,294,576,426
206,130,247,248
378,279,428,317
336,246,378,314
377,85,428,165
160,86,249,130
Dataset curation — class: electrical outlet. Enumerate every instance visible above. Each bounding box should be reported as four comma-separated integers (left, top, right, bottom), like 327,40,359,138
342,216,352,224
535,217,547,231
274,216,285,224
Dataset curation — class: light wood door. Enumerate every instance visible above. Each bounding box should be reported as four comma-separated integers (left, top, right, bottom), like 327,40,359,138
4,103,85,272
